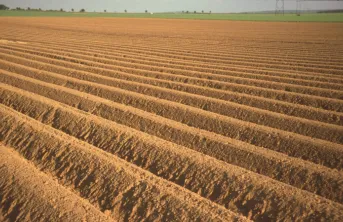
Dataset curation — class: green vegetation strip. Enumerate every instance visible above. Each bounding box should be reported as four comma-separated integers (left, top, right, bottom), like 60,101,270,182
0,10,343,22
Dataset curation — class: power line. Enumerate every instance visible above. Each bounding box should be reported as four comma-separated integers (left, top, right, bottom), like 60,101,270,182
275,0,343,15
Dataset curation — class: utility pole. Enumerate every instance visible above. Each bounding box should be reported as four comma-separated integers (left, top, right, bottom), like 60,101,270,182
275,0,285,15
296,0,302,16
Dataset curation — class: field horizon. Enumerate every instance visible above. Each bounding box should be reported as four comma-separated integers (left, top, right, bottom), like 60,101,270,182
0,10,343,22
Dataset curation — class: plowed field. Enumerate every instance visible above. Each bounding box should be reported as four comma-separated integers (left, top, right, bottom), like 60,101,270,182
0,17,343,221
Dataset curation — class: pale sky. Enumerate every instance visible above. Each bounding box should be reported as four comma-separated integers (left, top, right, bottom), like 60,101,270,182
1,0,342,13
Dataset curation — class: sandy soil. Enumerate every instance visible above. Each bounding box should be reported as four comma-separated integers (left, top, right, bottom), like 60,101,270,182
0,17,342,221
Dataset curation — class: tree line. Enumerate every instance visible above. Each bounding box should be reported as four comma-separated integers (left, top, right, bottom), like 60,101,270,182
0,5,86,13
1,5,212,14
0,4,9,10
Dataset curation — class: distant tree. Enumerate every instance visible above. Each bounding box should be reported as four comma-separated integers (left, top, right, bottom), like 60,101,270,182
80,8,85,12
124,9,127,13
71,8,74,12
27,7,31,11
104,9,107,13
209,10,212,14
182,10,184,13
186,10,189,14
0,4,9,10
202,10,204,13
60,8,64,12
194,10,196,14
145,10,148,13
39,8,42,11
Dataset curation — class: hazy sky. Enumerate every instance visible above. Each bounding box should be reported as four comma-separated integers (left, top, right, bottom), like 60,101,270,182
2,0,342,13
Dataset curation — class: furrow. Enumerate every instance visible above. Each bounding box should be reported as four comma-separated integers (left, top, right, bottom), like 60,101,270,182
1,48,343,113
19,41,343,90
1,48,341,126
4,26,342,68
12,34,341,76
16,33,342,69
5,28,343,66
1,69,343,171
3,44,343,100
1,91,343,222
111,43,343,68
1,82,343,204
7,31,343,76
26,40,343,74
0,105,244,222
0,55,341,143
45,40,343,68
1,18,343,221
0,145,114,222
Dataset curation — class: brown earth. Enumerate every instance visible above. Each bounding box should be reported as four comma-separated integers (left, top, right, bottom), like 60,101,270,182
0,17,343,221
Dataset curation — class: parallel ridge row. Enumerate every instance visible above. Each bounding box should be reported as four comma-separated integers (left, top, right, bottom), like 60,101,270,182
1,46,342,125
3,42,343,90
1,32,343,77
0,105,244,222
1,87,343,221
0,144,114,222
2,30,343,70
1,18,343,222
1,24,342,60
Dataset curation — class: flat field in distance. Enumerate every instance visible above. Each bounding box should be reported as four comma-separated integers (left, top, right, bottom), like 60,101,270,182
0,17,343,221
1,10,343,22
